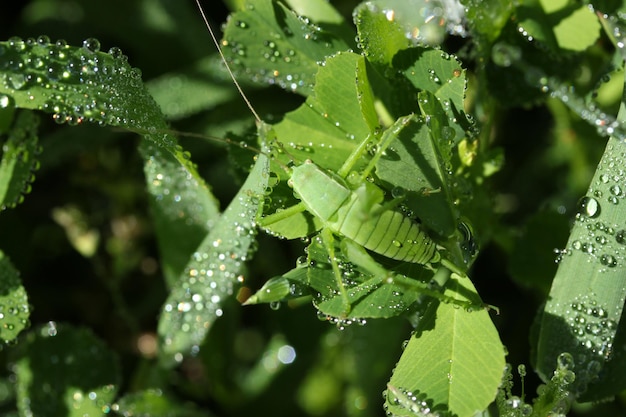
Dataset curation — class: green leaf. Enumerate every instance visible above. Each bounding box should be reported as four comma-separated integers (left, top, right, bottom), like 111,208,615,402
354,2,409,67
141,140,221,285
0,37,222,285
272,51,379,171
261,51,380,238
145,55,240,121
386,277,505,417
222,0,351,96
394,47,470,145
0,94,15,133
517,0,601,52
0,111,40,211
376,114,457,238
0,250,30,343
12,322,120,417
462,0,514,42
535,79,626,400
116,389,209,417
157,136,270,365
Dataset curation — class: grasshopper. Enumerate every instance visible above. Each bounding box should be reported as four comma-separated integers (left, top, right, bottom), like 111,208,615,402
194,0,482,320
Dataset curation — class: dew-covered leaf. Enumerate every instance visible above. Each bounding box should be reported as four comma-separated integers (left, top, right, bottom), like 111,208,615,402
535,135,626,400
222,0,351,96
0,250,30,343
157,137,269,365
0,37,222,285
142,140,221,285
12,322,119,417
376,112,457,238
386,277,505,417
272,51,379,172
0,111,40,211
535,80,626,400
353,2,409,67
260,52,380,238
115,389,208,417
356,0,450,55
393,47,470,145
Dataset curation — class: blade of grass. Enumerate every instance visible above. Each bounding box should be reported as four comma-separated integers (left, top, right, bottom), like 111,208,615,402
535,65,626,401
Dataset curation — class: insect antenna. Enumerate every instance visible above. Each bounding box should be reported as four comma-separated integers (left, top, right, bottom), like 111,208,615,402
195,0,262,125
193,0,300,170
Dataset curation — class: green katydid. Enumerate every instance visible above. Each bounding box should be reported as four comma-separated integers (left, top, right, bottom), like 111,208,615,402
194,0,484,319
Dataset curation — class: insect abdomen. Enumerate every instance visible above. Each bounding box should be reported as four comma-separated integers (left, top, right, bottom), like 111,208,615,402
335,194,440,265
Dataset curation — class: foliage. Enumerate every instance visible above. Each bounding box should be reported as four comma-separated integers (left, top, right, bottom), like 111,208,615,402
1,0,626,416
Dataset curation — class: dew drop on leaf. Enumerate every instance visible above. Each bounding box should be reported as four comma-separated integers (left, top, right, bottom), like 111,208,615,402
82,37,101,53
0,94,13,108
577,196,601,218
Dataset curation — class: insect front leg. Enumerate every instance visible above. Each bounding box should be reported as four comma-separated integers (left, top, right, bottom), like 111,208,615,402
318,228,352,317
340,239,487,313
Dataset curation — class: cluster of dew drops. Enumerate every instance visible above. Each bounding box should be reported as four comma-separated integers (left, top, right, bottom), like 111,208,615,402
554,146,626,270
0,35,151,128
221,2,326,93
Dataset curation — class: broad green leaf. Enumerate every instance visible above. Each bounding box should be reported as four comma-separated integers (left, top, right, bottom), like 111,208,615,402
376,114,457,238
517,0,601,52
222,0,351,96
272,51,378,171
145,55,240,121
0,37,221,285
261,52,379,238
0,111,40,210
462,0,514,42
354,2,409,67
141,139,220,285
535,84,626,400
386,277,505,417
115,389,208,417
0,250,30,343
394,47,470,145
356,0,449,51
157,138,269,365
12,322,120,417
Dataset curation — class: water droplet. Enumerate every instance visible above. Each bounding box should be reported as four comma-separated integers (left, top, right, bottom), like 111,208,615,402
391,186,406,199
82,38,101,53
0,94,14,108
578,196,601,218
557,352,575,370
491,42,521,67
269,301,281,310
600,254,617,267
